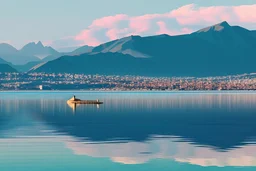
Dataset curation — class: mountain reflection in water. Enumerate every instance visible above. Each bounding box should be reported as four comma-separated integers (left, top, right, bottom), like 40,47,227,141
0,92,256,168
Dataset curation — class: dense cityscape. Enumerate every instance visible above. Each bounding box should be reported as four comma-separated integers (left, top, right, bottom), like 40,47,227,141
1,72,256,91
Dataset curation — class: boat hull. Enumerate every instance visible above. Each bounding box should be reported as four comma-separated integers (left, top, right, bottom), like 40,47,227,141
67,100,103,104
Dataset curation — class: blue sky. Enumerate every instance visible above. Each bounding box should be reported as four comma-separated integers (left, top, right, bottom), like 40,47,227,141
0,0,255,49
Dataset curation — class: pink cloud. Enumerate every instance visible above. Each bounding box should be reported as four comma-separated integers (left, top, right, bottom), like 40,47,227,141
129,14,165,34
156,21,174,35
129,18,150,34
106,28,131,40
233,5,256,23
75,14,129,46
170,4,256,25
170,4,234,25
70,4,256,47
181,28,193,34
75,29,101,46
156,21,193,35
106,29,119,40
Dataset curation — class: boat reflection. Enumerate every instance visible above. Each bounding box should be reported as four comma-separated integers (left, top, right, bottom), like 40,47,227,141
67,101,100,113
67,101,80,113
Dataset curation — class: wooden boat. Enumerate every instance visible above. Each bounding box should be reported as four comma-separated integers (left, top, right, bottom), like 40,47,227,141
67,96,103,104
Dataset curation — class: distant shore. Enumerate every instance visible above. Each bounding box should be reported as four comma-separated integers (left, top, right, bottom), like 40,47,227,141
0,90,256,93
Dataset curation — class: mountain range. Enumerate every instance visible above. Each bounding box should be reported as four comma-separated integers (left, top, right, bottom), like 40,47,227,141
0,42,92,72
1,21,256,76
19,41,59,59
33,21,256,77
0,42,52,65
0,41,92,64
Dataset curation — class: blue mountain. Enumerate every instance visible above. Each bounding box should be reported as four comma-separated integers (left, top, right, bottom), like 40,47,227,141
0,41,61,65
33,22,256,77
0,64,17,73
0,57,10,64
42,45,93,62
0,43,41,65
0,57,17,72
20,41,59,59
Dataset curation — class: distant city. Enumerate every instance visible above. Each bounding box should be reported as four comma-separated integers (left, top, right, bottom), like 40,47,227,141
0,22,256,91
1,72,256,91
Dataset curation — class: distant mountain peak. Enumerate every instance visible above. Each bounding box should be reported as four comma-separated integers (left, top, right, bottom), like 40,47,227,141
130,35,141,38
27,42,36,45
19,41,59,59
219,21,230,27
157,34,171,38
36,41,44,47
25,41,44,48
160,34,170,36
197,21,231,33
0,43,18,54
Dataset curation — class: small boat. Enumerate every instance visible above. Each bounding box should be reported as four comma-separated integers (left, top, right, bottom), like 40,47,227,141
67,95,103,104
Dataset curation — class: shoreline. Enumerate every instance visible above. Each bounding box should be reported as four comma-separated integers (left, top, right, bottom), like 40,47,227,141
0,90,256,93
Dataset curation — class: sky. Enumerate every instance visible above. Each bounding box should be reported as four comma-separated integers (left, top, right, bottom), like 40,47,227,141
0,0,255,49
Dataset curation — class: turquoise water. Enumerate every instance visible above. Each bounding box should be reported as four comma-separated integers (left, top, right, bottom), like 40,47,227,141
0,91,256,170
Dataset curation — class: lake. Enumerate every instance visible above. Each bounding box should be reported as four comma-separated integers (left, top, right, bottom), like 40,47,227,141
0,91,256,171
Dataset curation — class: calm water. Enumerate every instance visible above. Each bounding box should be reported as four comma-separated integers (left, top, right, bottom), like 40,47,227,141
0,91,256,171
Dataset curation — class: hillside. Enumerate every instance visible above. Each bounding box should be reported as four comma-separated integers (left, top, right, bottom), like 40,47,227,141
71,45,93,55
33,22,256,77
0,57,10,64
0,64,17,73
33,53,154,75
0,43,18,54
13,61,43,72
42,45,93,62
91,36,149,58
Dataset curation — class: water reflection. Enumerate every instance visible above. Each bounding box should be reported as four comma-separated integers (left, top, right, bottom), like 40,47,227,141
0,92,256,168
66,101,100,114
64,135,256,166
67,101,79,113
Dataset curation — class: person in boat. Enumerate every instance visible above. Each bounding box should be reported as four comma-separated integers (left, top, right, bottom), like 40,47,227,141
71,95,76,101
71,95,81,101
